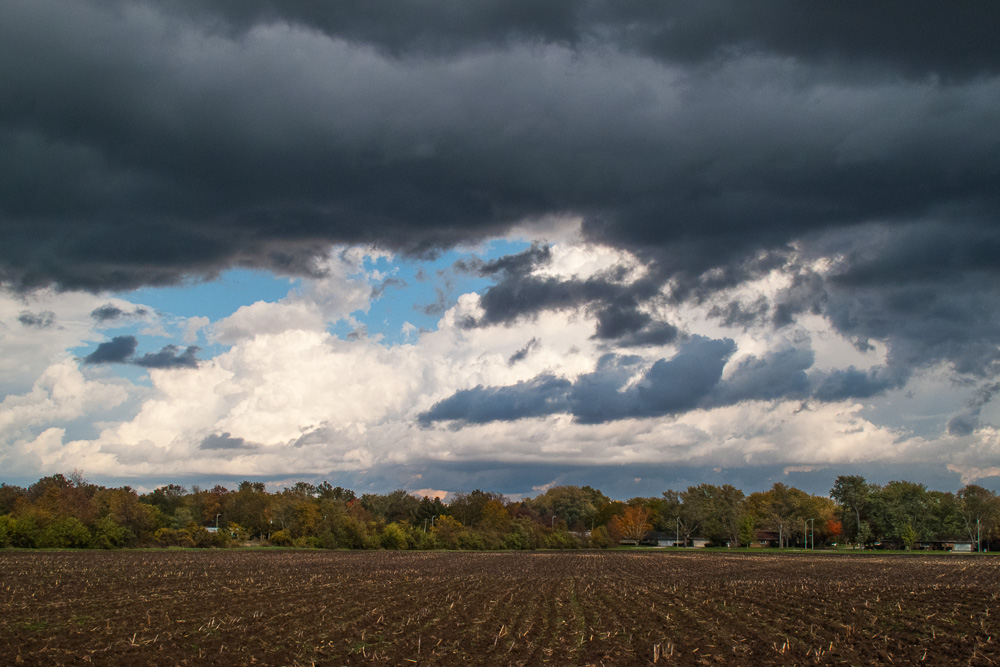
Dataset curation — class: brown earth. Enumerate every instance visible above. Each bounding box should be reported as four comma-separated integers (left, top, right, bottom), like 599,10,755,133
2,550,999,666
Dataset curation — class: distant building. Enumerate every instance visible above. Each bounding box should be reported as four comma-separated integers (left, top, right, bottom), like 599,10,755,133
638,532,709,547
753,530,780,548
881,538,976,552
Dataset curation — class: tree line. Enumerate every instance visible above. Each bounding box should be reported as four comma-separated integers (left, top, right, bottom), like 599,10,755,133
0,472,997,551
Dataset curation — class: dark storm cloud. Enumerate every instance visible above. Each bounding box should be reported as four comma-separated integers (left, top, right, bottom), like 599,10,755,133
2,0,998,295
80,335,199,368
421,336,737,425
90,305,126,322
418,375,572,426
465,244,675,344
592,304,678,348
17,310,55,328
90,303,148,323
478,244,552,277
134,345,200,369
947,413,980,438
468,246,666,342
707,297,770,330
421,331,934,427
161,1,1000,80
710,348,813,406
774,223,1000,380
572,337,735,423
507,338,539,366
811,367,906,402
946,382,1000,437
82,336,138,365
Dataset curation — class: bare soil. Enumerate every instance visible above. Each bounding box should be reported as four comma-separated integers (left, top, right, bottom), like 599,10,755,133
2,550,999,665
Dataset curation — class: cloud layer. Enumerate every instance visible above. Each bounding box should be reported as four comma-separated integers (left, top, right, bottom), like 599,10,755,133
1,2,1000,494
2,1,998,293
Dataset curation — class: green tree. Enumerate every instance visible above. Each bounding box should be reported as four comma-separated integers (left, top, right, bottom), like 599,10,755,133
530,485,609,531
91,515,131,549
361,490,420,524
738,514,756,548
900,521,918,550
9,515,42,548
380,522,410,550
415,495,449,528
681,484,744,545
41,516,91,548
226,481,272,539
430,515,465,550
449,490,505,526
745,483,814,548
830,475,873,547
0,515,13,547
957,485,999,550
92,487,159,543
317,482,356,502
141,484,187,517
878,481,929,544
661,490,696,546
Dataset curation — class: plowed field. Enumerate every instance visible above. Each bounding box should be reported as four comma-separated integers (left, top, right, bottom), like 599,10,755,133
2,550,998,666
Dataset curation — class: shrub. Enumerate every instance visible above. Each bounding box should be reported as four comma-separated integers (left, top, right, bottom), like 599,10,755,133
334,516,370,549
158,528,196,548
11,515,41,548
588,525,614,549
380,522,409,550
92,516,133,549
187,526,217,548
458,530,486,550
41,516,91,548
410,528,437,550
544,530,580,549
270,529,293,546
430,515,464,550
0,515,14,547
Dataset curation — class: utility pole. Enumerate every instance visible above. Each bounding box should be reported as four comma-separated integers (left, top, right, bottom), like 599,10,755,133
675,516,679,548
807,518,815,551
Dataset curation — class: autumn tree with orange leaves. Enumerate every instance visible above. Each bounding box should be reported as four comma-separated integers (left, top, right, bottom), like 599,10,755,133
610,505,652,543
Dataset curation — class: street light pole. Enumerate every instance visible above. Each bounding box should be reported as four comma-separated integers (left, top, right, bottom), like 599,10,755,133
215,513,221,529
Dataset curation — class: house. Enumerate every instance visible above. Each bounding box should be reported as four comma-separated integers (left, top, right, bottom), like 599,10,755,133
753,530,780,548
640,531,681,547
882,538,976,551
638,531,709,547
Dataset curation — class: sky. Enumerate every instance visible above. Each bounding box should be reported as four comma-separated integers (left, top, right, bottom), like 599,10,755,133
2,1,1000,500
